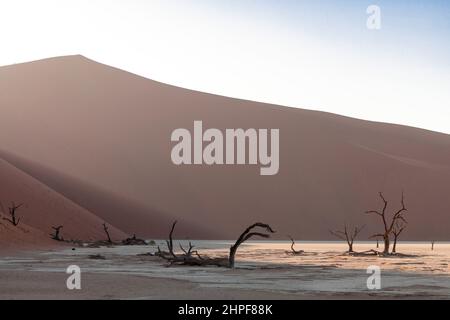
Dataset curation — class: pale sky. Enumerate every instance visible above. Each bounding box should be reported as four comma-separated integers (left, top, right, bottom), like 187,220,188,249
1,0,449,133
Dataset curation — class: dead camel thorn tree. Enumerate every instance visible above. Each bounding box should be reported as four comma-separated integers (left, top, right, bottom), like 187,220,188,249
179,241,195,257
165,220,177,258
50,225,64,241
155,220,225,266
229,222,276,268
287,235,304,255
0,202,24,226
365,191,407,255
102,222,112,244
329,224,364,253
392,220,407,254
156,221,276,268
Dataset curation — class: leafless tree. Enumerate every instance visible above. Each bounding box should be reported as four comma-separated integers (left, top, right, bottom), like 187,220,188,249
155,220,227,267
155,221,275,268
1,202,23,226
229,223,276,268
329,225,364,253
179,241,195,257
166,221,177,257
365,192,407,255
102,222,112,243
391,221,407,253
50,225,64,241
287,235,304,255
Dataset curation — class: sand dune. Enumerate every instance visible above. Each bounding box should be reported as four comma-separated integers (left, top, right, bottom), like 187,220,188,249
0,151,217,239
0,218,55,253
0,157,126,250
1,55,450,241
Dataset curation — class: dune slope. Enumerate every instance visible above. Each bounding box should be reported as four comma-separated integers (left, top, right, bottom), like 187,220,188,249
0,157,126,249
1,55,450,240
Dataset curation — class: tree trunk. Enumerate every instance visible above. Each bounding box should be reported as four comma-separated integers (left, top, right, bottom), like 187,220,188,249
392,236,397,253
348,243,353,253
229,246,238,268
103,223,112,243
228,222,275,268
383,235,390,254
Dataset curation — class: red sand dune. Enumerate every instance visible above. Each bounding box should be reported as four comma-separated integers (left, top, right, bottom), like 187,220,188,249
0,157,126,250
0,55,450,244
0,150,218,240
0,219,55,253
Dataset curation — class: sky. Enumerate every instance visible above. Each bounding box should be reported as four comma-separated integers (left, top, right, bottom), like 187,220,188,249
0,0,449,133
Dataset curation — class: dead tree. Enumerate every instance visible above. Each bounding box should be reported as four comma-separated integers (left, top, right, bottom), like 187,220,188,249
166,221,177,257
392,221,407,253
365,192,407,255
50,225,64,241
154,221,180,258
229,223,276,268
1,202,23,226
179,242,195,257
287,235,304,255
155,221,275,268
329,225,364,253
102,222,112,243
155,221,228,267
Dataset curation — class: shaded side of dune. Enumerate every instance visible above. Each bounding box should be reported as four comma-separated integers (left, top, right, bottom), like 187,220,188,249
0,156,126,250
0,150,218,239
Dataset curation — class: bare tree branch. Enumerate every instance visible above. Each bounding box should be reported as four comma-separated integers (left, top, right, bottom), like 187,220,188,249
229,222,275,268
287,235,304,255
2,202,24,226
392,220,407,253
330,224,364,253
155,221,229,267
364,191,407,255
102,222,112,243
155,221,275,269
179,242,195,256
165,221,177,257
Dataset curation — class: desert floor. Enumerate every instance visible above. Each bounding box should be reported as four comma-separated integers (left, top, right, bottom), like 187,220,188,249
0,241,449,299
